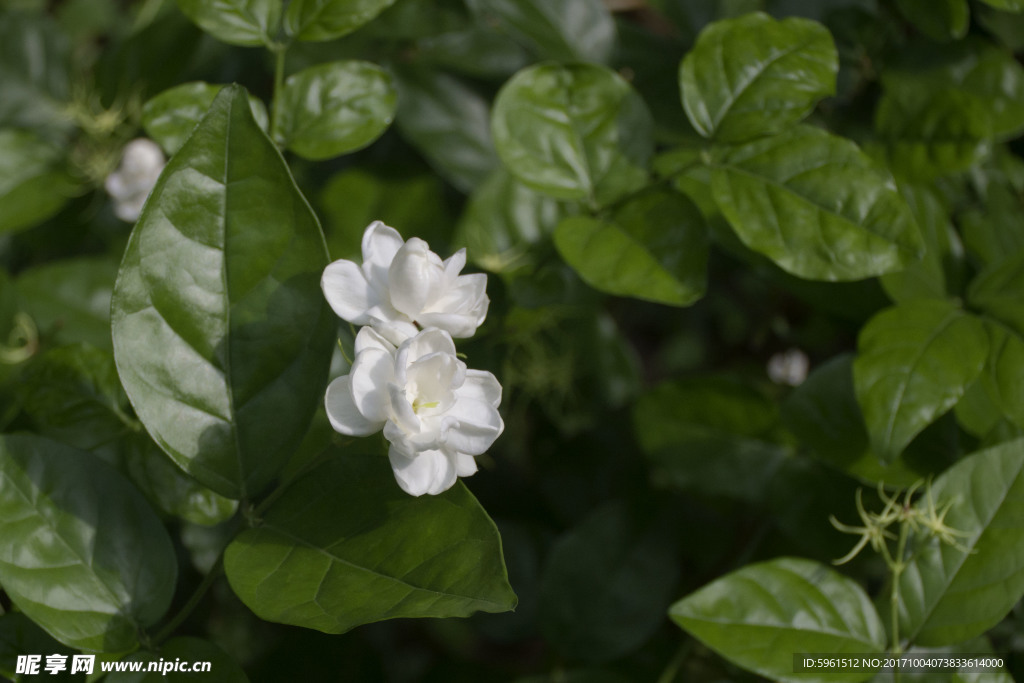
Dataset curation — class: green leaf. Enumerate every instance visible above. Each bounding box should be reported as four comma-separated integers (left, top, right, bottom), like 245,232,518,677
538,503,678,662
175,0,280,46
142,82,270,156
0,613,74,681
464,0,616,64
16,256,118,350
553,190,707,306
853,300,988,461
224,450,516,633
319,167,452,263
980,0,1024,10
454,168,569,274
122,436,238,527
284,0,398,41
633,377,788,501
899,439,1024,646
393,66,498,193
960,182,1024,267
0,128,74,234
105,637,249,682
275,61,396,161
0,434,176,652
679,12,838,143
670,557,886,683
18,344,135,457
111,84,336,500
895,0,969,42
709,124,923,281
0,10,71,139
782,354,923,488
968,250,1024,428
871,86,992,181
492,62,652,205
880,184,962,303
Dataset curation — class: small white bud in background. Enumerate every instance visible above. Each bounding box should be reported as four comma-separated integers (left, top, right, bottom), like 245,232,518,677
767,348,810,386
104,138,165,222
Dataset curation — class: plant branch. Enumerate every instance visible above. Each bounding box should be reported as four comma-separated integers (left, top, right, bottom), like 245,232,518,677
153,556,225,645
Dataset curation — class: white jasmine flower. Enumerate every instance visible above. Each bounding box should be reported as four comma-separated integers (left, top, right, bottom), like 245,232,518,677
321,221,489,344
104,138,165,222
767,348,810,386
325,327,504,496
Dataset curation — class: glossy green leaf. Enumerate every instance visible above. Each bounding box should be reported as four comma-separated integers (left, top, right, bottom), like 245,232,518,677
224,450,516,633
142,82,269,156
872,87,992,181
538,503,678,662
967,248,1024,334
895,0,969,42
122,436,238,526
111,85,336,499
393,66,497,193
0,434,176,652
413,22,529,80
285,0,397,41
554,190,707,306
782,354,922,487
454,168,569,273
319,167,452,263
0,129,73,234
710,124,923,281
105,637,249,682
633,377,788,501
670,557,886,683
899,439,1024,646
275,61,396,161
175,0,280,46
853,300,988,461
0,10,71,139
880,184,962,303
679,12,838,143
464,0,615,64
492,63,652,205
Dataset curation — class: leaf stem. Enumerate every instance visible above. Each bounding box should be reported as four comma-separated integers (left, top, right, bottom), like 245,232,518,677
153,556,225,645
270,45,288,144
656,640,692,683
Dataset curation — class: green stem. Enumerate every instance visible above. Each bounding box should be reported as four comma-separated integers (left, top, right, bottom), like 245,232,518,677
656,640,692,683
153,557,224,645
270,45,287,143
889,520,911,683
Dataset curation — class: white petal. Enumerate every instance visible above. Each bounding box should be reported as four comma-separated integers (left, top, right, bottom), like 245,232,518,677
367,318,418,347
361,221,404,287
322,260,376,326
388,447,458,496
349,348,394,422
387,382,421,433
388,238,444,318
407,352,465,411
325,375,384,436
455,452,478,477
415,311,480,339
384,419,439,453
460,370,502,408
354,326,396,355
420,273,488,337
403,328,457,362
442,248,467,281
441,397,504,456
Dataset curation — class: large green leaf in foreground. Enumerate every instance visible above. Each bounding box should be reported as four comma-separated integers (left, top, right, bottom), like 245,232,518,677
111,85,336,499
899,439,1024,646
670,557,885,683
0,434,176,652
710,125,923,281
680,12,837,143
225,450,516,633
